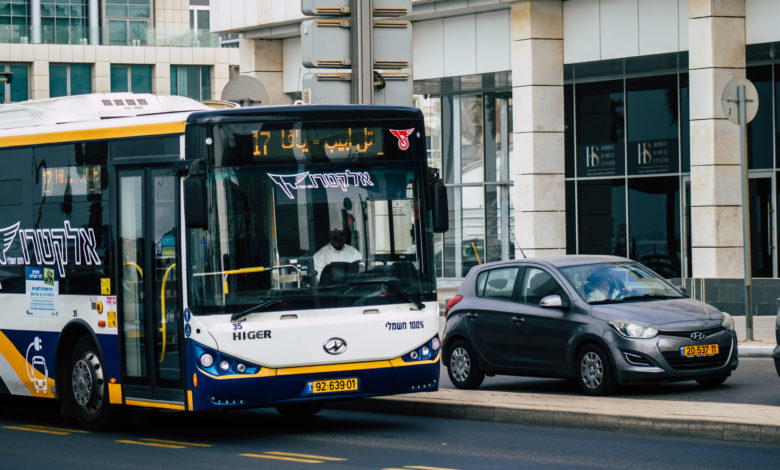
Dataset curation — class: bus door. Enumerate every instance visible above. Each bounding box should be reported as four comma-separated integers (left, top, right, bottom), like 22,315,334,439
116,165,185,406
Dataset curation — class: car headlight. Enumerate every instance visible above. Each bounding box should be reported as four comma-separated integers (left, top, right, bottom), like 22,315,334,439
721,312,735,331
609,321,659,339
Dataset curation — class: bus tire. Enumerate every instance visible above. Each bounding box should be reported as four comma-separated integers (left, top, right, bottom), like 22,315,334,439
67,336,112,430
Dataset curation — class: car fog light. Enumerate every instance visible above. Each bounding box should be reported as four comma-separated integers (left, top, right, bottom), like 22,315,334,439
200,353,214,368
431,338,441,351
410,350,420,360
219,360,230,371
236,363,247,373
422,346,430,356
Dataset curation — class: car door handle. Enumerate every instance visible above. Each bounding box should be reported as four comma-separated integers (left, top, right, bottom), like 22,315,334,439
511,316,525,324
466,312,479,319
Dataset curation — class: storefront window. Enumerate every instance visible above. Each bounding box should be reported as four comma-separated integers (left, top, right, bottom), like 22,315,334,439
461,95,484,183
577,179,626,257
628,177,681,278
680,73,689,172
747,65,773,169
626,75,679,175
575,80,625,178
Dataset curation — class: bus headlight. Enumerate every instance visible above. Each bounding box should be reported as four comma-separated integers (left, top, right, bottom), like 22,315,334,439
200,353,214,368
219,360,231,372
401,336,441,362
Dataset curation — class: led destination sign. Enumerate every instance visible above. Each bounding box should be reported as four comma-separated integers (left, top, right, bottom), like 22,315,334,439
252,127,384,159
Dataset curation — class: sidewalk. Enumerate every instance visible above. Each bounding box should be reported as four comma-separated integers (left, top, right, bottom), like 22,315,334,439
332,315,780,445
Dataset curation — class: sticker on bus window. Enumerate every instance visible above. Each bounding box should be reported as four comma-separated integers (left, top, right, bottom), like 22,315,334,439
389,128,414,151
25,266,59,317
107,311,117,328
101,278,110,295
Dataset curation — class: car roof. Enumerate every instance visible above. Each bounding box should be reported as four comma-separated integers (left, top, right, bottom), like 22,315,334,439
468,255,631,273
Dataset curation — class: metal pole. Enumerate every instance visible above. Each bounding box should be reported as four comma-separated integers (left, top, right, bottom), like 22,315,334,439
351,0,373,104
737,85,754,340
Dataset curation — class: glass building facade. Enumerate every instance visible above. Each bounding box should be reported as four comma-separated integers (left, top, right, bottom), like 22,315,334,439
415,73,515,281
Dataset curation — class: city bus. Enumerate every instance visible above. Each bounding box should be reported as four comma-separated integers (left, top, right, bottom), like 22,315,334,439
0,93,448,429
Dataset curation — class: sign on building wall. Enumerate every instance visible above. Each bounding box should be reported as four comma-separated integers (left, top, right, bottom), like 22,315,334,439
576,143,624,178
627,139,679,175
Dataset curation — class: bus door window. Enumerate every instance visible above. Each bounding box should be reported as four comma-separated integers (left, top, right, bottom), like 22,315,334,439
119,174,146,378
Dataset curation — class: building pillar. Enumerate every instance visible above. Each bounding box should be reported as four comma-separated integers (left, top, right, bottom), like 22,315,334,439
689,0,746,278
31,0,41,44
239,38,289,105
89,0,99,45
510,0,565,258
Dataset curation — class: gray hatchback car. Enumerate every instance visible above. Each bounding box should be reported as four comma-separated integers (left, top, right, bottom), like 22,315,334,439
443,255,739,395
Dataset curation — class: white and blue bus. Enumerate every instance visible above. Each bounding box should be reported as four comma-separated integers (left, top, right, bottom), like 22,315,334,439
0,93,448,429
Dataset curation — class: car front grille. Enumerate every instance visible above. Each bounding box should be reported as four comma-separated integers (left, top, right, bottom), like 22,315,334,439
659,327,724,339
661,344,731,370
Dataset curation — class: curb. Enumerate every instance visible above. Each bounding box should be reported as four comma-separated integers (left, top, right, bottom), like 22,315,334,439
738,343,776,358
329,395,780,445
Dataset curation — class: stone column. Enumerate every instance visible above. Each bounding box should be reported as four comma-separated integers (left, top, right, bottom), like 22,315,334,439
510,0,565,258
239,38,289,105
689,0,746,278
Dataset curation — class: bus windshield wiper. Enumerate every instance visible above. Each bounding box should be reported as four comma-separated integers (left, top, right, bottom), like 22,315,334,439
231,297,286,322
349,277,424,309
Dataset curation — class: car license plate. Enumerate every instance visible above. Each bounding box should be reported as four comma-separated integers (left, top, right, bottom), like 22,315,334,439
680,344,719,357
309,378,359,394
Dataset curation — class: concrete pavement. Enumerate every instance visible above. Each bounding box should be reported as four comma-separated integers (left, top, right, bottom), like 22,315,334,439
332,315,780,445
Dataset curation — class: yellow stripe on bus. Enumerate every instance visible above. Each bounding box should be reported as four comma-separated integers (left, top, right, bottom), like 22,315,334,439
0,330,56,398
124,399,186,411
0,121,185,147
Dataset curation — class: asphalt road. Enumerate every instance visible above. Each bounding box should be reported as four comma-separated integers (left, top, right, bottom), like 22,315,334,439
0,397,779,470
439,357,780,406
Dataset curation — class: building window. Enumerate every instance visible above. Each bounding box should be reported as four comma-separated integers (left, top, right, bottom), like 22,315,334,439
565,53,689,279
111,65,152,93
170,65,210,101
40,0,87,44
106,0,150,45
49,63,91,97
0,63,28,103
0,0,30,43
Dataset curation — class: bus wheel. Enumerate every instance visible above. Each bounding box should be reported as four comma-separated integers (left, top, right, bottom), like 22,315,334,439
275,403,323,418
68,336,111,430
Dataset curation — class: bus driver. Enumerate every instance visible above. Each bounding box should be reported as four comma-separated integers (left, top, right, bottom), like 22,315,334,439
313,227,361,281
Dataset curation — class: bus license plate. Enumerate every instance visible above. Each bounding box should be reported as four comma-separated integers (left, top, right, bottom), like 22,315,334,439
309,378,359,394
680,344,719,357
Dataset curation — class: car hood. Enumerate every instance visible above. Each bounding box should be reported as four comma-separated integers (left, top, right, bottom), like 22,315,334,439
590,297,725,330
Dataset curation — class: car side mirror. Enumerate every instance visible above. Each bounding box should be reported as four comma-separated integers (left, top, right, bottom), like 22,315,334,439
540,294,569,310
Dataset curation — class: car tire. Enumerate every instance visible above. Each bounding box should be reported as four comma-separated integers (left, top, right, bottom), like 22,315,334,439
696,375,729,387
576,344,616,396
67,336,113,430
447,340,484,390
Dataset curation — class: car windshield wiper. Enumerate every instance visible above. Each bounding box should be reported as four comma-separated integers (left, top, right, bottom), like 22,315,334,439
620,294,672,302
588,298,624,305
349,277,425,310
231,297,286,322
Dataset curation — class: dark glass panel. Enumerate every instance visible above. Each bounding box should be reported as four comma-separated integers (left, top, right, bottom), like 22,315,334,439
49,64,67,97
746,66,772,169
626,74,679,175
749,177,772,277
130,64,152,93
578,179,626,257
69,63,91,95
566,180,576,254
565,84,574,178
680,73,689,172
575,80,625,177
9,64,27,102
110,65,128,92
628,176,680,278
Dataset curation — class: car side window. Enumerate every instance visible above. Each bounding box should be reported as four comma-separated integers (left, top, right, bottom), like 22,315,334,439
520,267,565,305
477,267,520,300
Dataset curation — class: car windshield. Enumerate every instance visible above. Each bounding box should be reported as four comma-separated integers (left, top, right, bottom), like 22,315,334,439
187,162,434,315
558,262,685,304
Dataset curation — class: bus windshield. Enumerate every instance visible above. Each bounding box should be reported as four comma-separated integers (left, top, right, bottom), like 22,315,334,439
187,162,434,315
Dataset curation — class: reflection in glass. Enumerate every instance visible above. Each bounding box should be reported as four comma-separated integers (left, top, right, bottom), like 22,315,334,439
680,73,689,172
461,186,485,276
628,177,680,278
575,80,625,178
626,75,678,176
577,179,626,257
120,174,146,378
749,177,773,277
460,95,484,183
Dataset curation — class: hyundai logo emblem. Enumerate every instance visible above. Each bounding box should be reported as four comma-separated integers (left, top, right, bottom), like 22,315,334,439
323,337,347,355
690,331,706,341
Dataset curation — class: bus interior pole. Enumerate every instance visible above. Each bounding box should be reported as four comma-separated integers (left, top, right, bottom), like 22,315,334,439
738,84,754,341
351,0,373,105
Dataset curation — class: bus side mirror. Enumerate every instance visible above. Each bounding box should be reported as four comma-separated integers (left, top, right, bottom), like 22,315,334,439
432,182,448,233
184,177,208,229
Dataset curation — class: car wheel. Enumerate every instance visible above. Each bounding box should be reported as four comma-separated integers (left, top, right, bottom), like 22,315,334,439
577,344,616,396
696,375,728,387
68,336,113,430
447,341,484,389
